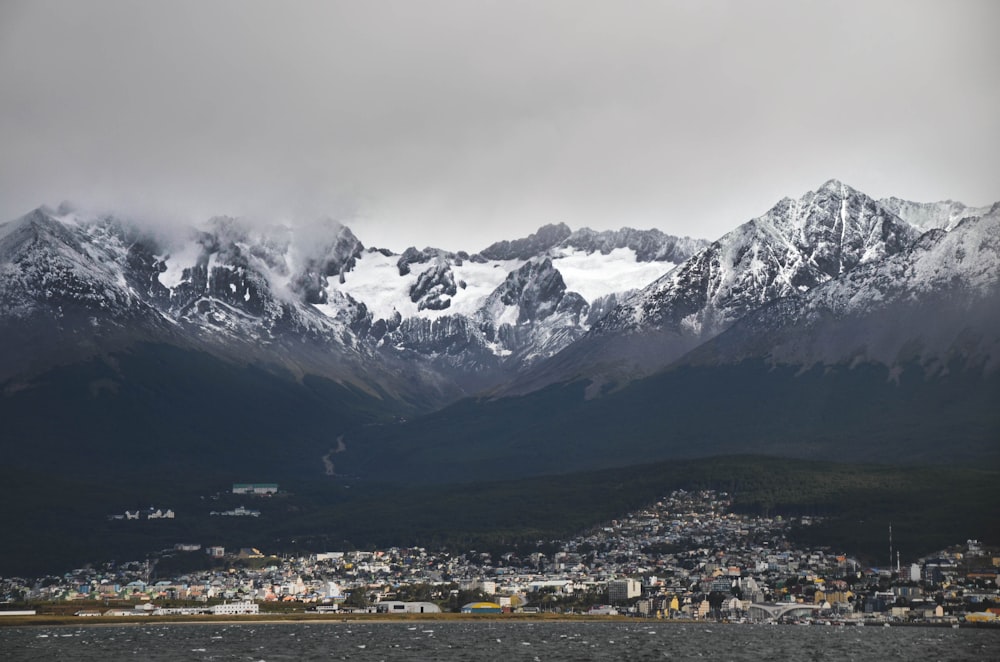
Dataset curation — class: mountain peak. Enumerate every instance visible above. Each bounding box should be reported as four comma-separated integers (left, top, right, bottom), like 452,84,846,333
581,179,921,381
815,178,867,199
0,207,70,245
478,222,573,261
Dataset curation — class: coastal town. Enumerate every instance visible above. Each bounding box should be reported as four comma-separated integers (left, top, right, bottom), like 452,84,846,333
2,490,997,625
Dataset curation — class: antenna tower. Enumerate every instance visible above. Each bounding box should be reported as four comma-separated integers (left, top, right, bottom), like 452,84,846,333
889,522,893,572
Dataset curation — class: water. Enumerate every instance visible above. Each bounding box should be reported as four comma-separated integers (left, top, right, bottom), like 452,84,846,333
1,621,996,661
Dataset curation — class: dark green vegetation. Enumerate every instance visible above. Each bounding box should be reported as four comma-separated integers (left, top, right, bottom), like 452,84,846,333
2,343,997,577
336,359,1000,482
0,343,414,481
1,455,996,576
276,457,1000,567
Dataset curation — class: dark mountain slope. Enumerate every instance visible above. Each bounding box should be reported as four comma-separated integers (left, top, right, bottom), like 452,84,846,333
334,359,1000,484
0,343,407,482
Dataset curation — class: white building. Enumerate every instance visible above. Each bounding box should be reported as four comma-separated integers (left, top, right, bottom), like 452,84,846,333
529,580,573,594
315,552,345,562
325,581,343,598
211,601,259,615
375,601,441,614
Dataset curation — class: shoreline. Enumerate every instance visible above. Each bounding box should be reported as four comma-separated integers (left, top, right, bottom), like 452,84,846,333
1,613,990,629
0,612,631,628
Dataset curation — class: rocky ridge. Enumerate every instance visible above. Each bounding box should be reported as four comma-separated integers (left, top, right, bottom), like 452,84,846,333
499,180,941,393
0,206,705,395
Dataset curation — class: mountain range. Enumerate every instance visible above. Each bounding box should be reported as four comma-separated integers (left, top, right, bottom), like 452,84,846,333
1,179,998,486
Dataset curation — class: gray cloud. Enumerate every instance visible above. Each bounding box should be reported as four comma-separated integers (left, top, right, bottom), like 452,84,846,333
1,0,998,252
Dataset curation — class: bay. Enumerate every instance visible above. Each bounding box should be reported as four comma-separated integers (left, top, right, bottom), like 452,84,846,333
2,621,997,661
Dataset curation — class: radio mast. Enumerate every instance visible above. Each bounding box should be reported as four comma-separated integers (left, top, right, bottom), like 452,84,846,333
889,522,893,573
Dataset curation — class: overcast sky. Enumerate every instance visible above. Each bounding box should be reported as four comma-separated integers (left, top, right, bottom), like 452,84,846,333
1,1,998,252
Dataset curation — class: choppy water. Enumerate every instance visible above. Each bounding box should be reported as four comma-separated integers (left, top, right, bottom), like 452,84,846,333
2,621,996,661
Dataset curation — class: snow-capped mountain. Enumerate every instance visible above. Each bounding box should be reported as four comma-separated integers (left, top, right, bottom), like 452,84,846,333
0,208,155,324
0,206,705,395
601,180,920,334
0,208,178,380
501,180,929,393
330,223,693,324
5,180,997,401
687,205,1000,373
0,206,389,387
5,179,998,403
324,222,703,380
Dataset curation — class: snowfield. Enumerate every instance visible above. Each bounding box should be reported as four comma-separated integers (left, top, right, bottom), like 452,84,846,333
159,241,203,289
551,247,673,304
330,252,523,321
328,247,673,323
